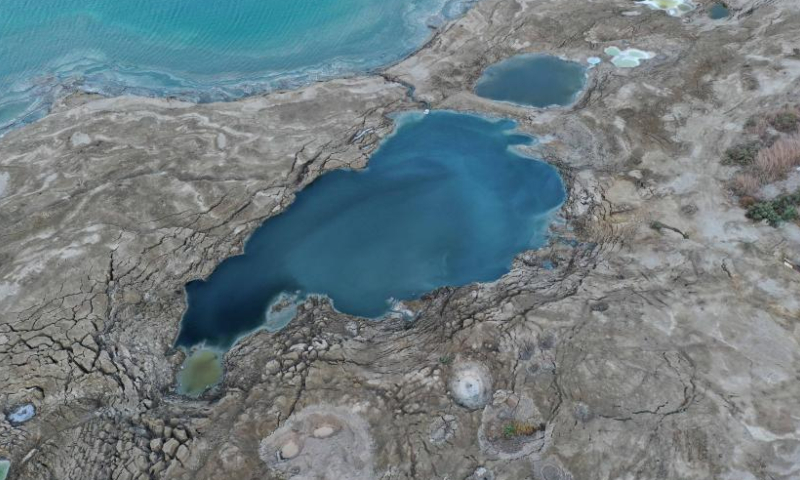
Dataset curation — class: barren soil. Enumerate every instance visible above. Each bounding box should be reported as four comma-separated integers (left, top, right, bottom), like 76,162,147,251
1,0,800,479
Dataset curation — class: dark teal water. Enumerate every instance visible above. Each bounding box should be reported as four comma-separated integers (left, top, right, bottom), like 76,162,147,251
0,0,477,133
475,55,587,108
709,3,730,19
176,111,565,348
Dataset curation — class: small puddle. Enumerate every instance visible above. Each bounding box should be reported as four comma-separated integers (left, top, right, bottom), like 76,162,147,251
6,403,35,424
474,54,587,108
176,347,224,397
0,460,9,480
174,111,566,395
709,2,729,19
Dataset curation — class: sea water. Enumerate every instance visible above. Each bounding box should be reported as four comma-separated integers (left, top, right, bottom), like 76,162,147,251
0,0,475,133
176,111,566,349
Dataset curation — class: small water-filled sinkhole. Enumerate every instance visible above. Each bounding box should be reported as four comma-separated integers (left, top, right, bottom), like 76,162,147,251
174,111,565,392
709,3,729,19
474,55,588,108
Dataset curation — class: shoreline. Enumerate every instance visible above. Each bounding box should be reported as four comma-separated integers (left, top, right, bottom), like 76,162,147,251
0,0,482,138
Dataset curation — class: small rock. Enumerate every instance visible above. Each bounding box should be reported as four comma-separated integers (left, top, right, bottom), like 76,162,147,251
164,426,172,439
469,466,494,480
163,438,179,458
97,350,117,374
149,461,166,475
149,438,162,452
265,360,280,374
216,133,227,150
312,426,336,438
283,351,300,362
175,444,190,464
590,302,609,313
148,419,164,437
279,440,300,459
70,132,91,148
173,428,188,443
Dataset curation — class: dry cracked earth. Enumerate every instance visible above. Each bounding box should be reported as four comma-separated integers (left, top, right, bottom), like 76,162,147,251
2,0,800,479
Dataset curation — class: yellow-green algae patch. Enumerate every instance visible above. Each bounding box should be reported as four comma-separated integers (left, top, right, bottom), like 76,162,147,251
604,47,655,68
177,347,223,397
637,0,695,16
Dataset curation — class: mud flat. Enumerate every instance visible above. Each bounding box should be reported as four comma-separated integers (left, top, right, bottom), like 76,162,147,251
2,0,800,479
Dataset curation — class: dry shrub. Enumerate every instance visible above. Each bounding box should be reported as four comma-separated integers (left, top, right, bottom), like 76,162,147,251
739,195,757,208
745,115,771,140
754,133,800,183
732,173,762,196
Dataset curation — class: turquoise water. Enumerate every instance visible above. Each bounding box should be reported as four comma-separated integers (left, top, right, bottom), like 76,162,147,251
176,111,565,348
0,0,476,132
709,3,730,19
475,55,587,108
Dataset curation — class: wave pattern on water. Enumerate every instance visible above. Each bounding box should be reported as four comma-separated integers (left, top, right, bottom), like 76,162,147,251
0,0,477,134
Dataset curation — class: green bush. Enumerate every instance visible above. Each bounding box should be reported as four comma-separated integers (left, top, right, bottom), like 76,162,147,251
771,111,799,133
723,141,761,166
746,190,800,226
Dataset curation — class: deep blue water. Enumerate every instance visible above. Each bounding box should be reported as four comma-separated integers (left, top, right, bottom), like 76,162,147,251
176,111,565,348
475,55,587,108
709,3,730,19
0,0,477,133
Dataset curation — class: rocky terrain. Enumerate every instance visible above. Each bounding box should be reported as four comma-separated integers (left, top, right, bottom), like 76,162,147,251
2,0,800,479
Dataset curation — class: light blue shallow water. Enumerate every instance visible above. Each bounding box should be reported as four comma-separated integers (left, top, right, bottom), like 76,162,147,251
177,111,566,348
0,0,476,132
475,55,587,108
6,404,35,424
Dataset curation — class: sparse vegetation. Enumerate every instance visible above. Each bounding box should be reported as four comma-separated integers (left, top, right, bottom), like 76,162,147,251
746,189,800,227
502,421,546,438
769,109,800,133
722,141,761,166
727,110,800,195
732,173,762,196
754,133,800,183
438,355,453,365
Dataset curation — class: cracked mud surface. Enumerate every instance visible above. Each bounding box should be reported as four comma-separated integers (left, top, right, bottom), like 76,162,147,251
2,0,800,479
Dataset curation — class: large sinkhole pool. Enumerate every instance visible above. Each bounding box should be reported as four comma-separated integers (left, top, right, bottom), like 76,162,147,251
0,0,475,133
176,111,566,353
475,55,588,108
